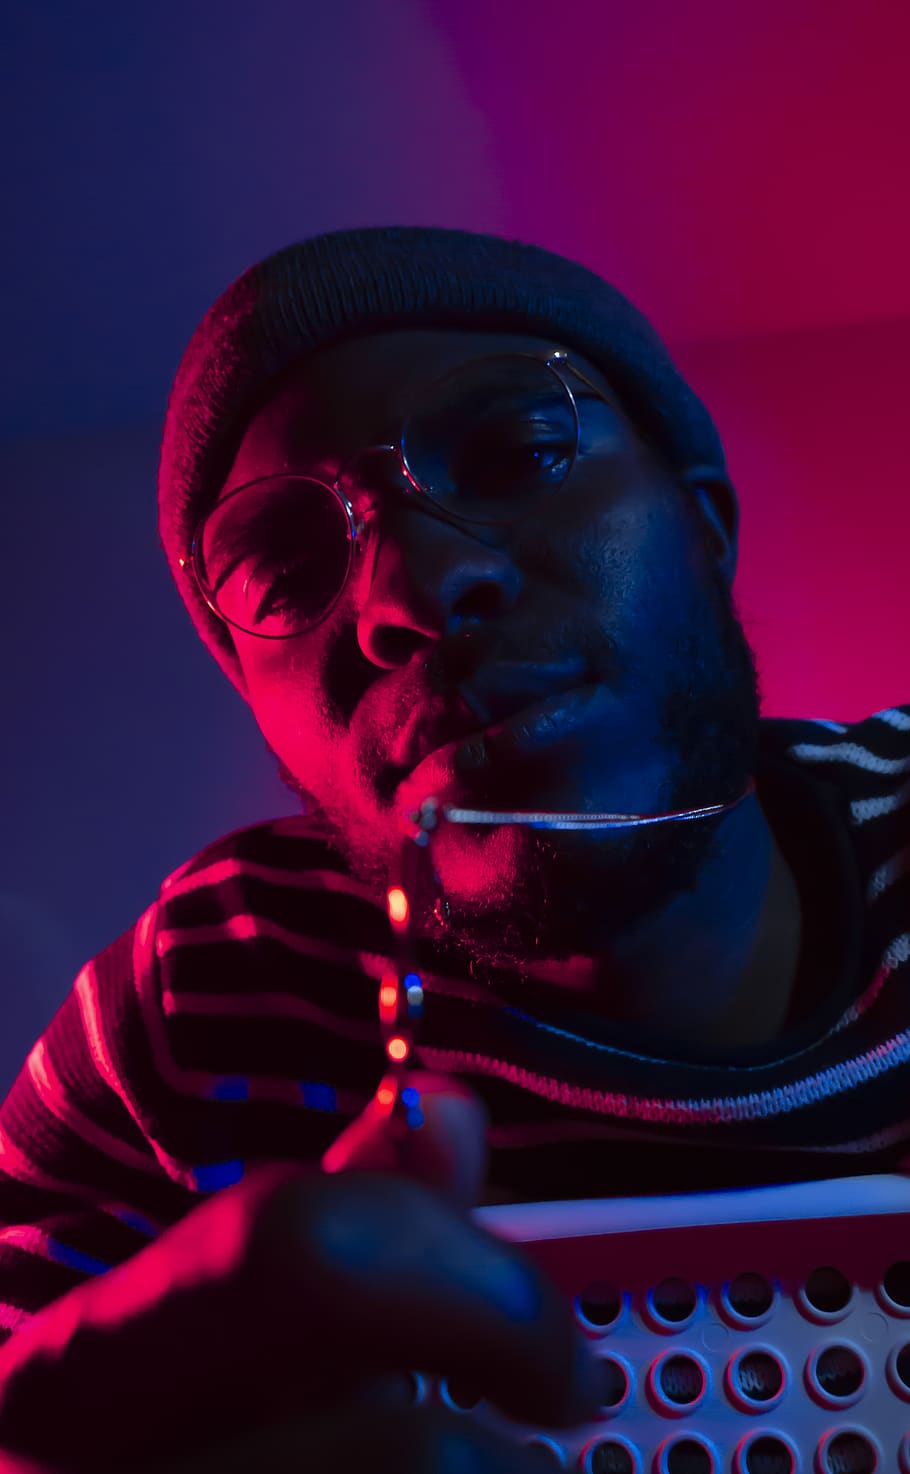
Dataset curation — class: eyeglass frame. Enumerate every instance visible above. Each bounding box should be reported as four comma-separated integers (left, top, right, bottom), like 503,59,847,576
182,348,619,641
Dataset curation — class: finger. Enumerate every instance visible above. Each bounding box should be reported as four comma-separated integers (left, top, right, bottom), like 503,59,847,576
136,1405,552,1474
260,1168,602,1429
0,1166,600,1468
0,1163,313,1468
322,1072,490,1210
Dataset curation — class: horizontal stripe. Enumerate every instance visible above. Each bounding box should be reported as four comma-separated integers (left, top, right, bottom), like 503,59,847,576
788,740,910,775
1,705,908,1331
75,953,195,1190
162,986,378,1044
156,916,392,983
867,845,910,902
0,1226,111,1276
0,1127,170,1235
163,855,380,905
414,1020,910,1124
875,707,910,731
25,1039,161,1178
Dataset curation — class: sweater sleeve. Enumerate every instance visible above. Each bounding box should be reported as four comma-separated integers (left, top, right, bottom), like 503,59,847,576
0,904,199,1352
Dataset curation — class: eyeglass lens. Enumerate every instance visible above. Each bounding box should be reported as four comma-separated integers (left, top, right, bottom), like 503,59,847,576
196,355,578,638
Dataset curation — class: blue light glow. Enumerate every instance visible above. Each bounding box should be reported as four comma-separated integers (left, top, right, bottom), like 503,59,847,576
192,1160,245,1192
211,1076,249,1101
111,1209,160,1239
46,1239,111,1275
401,1086,419,1106
301,1081,337,1111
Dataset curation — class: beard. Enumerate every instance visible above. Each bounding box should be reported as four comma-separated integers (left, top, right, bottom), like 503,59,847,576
276,562,763,973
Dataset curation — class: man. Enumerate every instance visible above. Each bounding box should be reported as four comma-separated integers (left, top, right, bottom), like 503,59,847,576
0,226,907,1471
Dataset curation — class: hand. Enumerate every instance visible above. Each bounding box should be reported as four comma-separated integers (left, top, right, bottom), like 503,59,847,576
0,1076,601,1472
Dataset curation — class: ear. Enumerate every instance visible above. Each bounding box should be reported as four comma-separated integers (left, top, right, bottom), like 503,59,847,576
683,471,739,585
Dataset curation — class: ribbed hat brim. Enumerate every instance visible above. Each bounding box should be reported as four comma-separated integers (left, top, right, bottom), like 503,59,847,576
157,225,733,698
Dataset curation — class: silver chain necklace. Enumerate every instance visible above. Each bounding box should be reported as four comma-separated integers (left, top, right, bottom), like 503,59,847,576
376,779,757,1128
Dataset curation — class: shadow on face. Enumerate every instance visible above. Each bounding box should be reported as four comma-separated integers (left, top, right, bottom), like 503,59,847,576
217,327,757,961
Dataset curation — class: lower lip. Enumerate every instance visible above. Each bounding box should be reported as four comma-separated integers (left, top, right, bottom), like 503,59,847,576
396,684,606,796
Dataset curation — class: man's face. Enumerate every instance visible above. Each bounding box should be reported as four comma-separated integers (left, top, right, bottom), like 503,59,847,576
221,328,762,966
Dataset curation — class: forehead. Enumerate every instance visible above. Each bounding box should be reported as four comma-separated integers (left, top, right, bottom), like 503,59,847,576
222,327,628,491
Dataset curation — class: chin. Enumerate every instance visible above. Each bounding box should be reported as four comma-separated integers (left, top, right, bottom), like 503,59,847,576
429,817,534,900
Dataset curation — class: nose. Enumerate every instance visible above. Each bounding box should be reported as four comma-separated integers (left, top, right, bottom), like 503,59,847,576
355,485,523,671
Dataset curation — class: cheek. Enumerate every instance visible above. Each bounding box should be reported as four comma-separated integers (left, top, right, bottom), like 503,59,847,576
595,501,695,618
238,644,345,795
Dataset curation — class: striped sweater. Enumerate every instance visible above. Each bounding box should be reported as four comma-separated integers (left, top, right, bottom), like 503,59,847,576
1,705,909,1348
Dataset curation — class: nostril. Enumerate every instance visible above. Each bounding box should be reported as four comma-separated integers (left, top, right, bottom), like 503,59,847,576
454,582,507,622
370,626,430,669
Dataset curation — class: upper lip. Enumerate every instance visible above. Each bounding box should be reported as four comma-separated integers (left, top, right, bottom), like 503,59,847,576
387,659,590,778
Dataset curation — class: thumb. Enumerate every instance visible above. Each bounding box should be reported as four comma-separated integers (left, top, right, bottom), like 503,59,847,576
321,1072,490,1211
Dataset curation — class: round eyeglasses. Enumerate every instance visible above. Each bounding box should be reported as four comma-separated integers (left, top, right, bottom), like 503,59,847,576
184,350,617,640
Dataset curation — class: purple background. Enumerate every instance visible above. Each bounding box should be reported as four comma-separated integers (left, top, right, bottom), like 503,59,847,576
2,0,908,1091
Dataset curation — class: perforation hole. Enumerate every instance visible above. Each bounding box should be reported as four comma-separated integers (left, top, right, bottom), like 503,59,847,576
576,1281,623,1330
728,1348,785,1407
524,1435,567,1470
817,1429,878,1473
594,1355,630,1411
585,1437,639,1474
885,1343,910,1401
724,1271,774,1321
439,1376,482,1411
737,1435,796,1474
650,1352,708,1412
883,1260,910,1310
808,1344,866,1406
648,1276,698,1326
801,1265,852,1317
663,1436,716,1474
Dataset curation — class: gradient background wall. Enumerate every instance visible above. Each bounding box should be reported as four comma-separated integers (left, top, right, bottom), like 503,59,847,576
2,0,908,1094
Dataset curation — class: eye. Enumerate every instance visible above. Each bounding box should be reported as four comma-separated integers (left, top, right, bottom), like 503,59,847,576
450,418,574,500
573,391,624,458
247,562,312,625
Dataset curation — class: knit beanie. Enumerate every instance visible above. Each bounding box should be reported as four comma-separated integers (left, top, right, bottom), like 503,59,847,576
158,225,735,700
